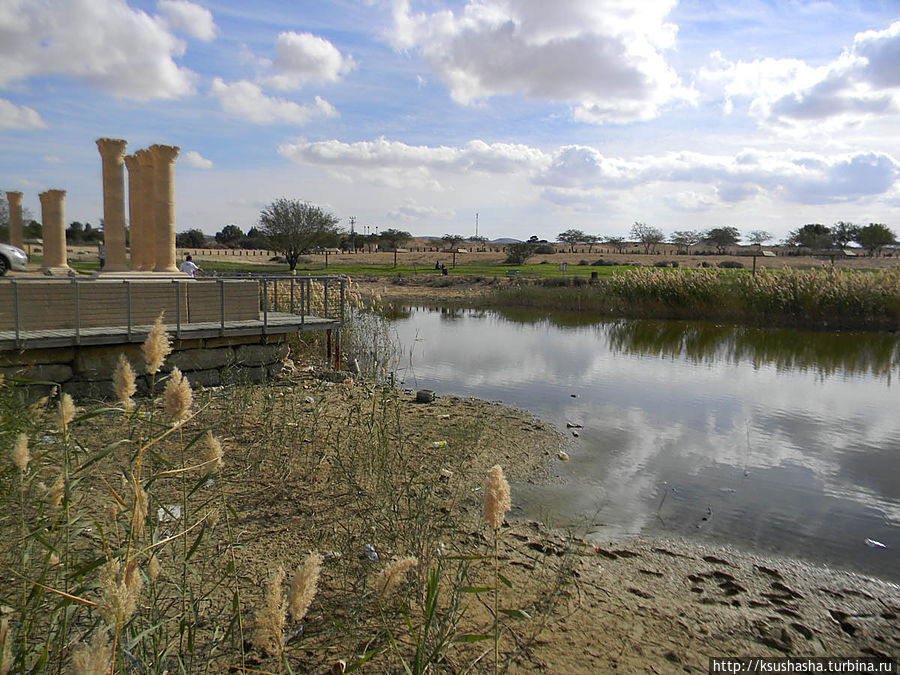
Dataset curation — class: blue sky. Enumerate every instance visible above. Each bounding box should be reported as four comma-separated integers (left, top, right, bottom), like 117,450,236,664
2,0,899,242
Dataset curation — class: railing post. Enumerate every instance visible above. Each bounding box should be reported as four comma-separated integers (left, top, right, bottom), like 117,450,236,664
12,280,20,348
125,280,132,341
262,278,268,330
73,279,81,345
290,276,295,314
273,279,278,313
219,279,225,336
340,276,345,326
301,278,305,326
324,279,329,320
174,280,182,339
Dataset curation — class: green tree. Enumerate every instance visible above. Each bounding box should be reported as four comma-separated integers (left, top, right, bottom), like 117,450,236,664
670,230,702,253
703,226,741,254
604,236,627,253
176,229,206,248
441,233,465,250
215,223,245,248
855,223,897,256
504,242,537,265
785,224,833,250
259,198,342,271
379,228,412,250
630,221,664,254
243,226,267,249
65,221,85,243
558,228,586,253
747,230,773,248
831,221,860,248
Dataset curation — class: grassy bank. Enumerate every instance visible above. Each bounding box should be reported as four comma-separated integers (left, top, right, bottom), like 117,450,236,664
484,267,900,331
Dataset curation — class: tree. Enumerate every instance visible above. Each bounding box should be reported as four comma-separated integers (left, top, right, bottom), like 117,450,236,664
747,230,773,248
215,224,245,248
831,221,860,248
379,228,412,250
176,229,206,248
630,221,664,254
670,230,702,253
583,234,599,253
703,226,741,254
243,227,267,249
604,236,627,253
468,235,488,245
258,198,342,271
504,242,537,265
558,228,586,253
855,223,897,257
785,224,832,250
441,234,465,250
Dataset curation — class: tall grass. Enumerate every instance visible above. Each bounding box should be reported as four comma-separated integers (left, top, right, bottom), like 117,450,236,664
489,267,900,330
0,309,571,672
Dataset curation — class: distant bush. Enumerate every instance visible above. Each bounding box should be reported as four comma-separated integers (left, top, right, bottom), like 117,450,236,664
534,244,556,254
590,259,616,266
718,261,744,269
577,260,589,266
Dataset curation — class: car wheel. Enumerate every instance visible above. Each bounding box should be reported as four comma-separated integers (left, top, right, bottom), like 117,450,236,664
0,256,9,276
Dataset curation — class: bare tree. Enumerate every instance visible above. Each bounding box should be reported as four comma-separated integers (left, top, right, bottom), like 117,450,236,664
630,221,664,254
259,198,341,271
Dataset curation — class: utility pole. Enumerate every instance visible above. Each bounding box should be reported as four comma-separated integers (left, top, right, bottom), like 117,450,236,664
475,212,479,239
349,216,356,252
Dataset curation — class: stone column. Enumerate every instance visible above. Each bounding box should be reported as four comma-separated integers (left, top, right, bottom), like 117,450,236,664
124,154,143,270
96,138,128,271
38,189,68,272
149,144,179,272
135,149,155,270
6,191,23,249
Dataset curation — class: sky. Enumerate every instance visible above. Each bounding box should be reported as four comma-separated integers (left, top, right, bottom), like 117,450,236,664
2,0,900,242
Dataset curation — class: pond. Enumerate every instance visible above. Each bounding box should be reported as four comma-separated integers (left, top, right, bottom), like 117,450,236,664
388,306,900,582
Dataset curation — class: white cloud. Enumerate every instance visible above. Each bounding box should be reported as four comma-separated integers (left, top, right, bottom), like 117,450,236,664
280,135,900,206
210,78,338,124
182,150,213,168
390,0,693,123
157,0,218,42
0,98,46,129
663,190,718,212
43,155,63,164
0,0,194,100
262,31,355,90
701,21,900,130
387,201,453,222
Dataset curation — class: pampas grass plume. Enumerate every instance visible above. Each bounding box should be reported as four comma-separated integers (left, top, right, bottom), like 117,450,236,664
57,393,76,432
71,629,112,675
46,474,64,510
289,552,322,623
113,353,137,410
11,433,29,472
142,312,172,375
483,465,511,531
0,617,11,675
163,367,192,422
131,477,148,539
253,567,286,655
373,556,418,601
202,431,224,475
148,554,161,582
97,558,142,625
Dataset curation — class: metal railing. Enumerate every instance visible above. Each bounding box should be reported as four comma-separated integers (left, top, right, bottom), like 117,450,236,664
0,274,346,350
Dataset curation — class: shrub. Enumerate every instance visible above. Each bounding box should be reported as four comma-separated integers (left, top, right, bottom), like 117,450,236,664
534,244,555,254
718,261,744,269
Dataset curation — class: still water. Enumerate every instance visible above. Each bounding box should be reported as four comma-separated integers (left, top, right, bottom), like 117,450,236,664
389,306,900,581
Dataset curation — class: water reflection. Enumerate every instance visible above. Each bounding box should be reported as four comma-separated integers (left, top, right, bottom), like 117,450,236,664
390,307,900,581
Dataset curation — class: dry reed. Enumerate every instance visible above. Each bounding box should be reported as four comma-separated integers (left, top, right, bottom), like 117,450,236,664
289,552,322,623
11,433,29,472
97,558,143,625
373,556,418,601
163,367,192,422
113,353,137,410
0,617,11,675
71,630,112,675
142,312,172,375
57,393,76,433
253,567,286,655
483,465,511,531
202,431,224,475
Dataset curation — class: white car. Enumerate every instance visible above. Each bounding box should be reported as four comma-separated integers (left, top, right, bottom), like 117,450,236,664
0,243,28,275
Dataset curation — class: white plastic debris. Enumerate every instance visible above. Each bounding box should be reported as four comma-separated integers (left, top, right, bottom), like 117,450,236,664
864,538,887,549
363,544,378,561
157,504,182,522
558,451,570,461
431,440,448,448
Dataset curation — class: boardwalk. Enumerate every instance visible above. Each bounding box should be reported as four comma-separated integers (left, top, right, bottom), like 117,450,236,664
0,312,340,351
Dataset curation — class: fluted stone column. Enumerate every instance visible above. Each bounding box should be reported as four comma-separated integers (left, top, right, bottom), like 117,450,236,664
38,189,68,272
96,138,128,271
124,154,143,270
149,144,179,272
6,191,23,249
135,149,155,270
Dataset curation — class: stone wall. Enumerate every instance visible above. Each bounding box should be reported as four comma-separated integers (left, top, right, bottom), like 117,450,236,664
0,333,289,399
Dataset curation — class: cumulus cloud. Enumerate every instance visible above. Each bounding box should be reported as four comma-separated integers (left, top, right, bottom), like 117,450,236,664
210,78,338,124
280,135,900,206
157,0,218,42
0,0,194,100
182,150,213,168
701,20,900,129
390,0,693,123
261,31,355,90
0,98,46,129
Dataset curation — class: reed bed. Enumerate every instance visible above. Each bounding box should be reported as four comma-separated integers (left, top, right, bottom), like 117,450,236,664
489,267,900,330
0,312,568,673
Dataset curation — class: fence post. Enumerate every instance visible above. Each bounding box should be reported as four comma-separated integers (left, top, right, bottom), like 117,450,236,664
340,276,345,326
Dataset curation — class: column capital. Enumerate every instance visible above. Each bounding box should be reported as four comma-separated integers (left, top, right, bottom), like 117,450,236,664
6,191,23,205
149,144,180,164
124,154,138,170
96,138,127,160
45,189,67,199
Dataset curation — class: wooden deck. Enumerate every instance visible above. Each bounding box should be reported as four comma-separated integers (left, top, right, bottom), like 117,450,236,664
0,312,340,351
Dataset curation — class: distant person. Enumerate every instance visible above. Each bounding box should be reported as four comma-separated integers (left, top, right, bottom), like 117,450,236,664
180,254,200,277
435,260,441,270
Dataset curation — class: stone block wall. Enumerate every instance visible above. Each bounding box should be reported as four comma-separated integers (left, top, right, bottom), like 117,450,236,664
0,333,289,399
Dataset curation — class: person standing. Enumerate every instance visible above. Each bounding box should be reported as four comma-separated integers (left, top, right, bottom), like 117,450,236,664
179,254,200,277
